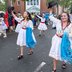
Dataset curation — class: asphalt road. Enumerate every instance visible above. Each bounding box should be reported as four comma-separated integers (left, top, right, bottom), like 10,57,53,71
0,25,72,72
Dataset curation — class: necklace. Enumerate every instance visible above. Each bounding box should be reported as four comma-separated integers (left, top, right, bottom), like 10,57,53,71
61,22,70,31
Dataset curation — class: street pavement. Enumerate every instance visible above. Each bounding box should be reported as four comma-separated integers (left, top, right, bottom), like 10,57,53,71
0,25,72,72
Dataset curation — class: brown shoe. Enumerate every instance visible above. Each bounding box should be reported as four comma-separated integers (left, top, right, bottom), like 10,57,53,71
28,51,33,55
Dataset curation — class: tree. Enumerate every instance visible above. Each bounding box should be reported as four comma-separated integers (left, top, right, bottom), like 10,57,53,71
47,0,72,14
69,5,72,13
47,0,72,8
12,0,29,2
0,0,7,11
0,0,29,11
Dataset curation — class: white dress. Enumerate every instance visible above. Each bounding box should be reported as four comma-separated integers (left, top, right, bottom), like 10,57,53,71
70,14,72,22
52,21,56,28
0,20,7,32
68,24,72,49
37,15,47,30
49,15,72,60
15,17,23,33
15,17,36,46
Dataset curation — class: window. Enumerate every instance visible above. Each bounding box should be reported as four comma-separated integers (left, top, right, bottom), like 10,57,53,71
17,0,20,6
27,0,29,5
29,0,31,5
27,0,39,5
34,0,36,5
31,0,33,5
37,0,39,5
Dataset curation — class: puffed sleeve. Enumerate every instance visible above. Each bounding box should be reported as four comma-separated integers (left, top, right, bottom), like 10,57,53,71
68,24,72,37
49,14,61,24
15,17,23,23
36,15,42,19
68,24,72,32
28,20,33,30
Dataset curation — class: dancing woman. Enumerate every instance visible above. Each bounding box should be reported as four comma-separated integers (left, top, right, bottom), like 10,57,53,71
49,8,72,72
12,11,36,60
37,14,47,36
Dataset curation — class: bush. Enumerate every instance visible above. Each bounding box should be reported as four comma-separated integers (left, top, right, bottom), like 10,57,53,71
0,3,7,11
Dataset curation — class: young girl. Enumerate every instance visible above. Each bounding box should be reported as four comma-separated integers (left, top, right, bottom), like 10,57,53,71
49,8,72,72
12,11,36,60
37,14,47,36
0,17,7,38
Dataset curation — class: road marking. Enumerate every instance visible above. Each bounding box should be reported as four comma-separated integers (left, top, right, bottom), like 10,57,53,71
34,62,46,72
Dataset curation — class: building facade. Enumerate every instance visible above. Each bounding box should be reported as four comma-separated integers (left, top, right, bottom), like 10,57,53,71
7,0,62,15
26,0,40,13
40,0,48,13
13,0,25,14
8,0,50,14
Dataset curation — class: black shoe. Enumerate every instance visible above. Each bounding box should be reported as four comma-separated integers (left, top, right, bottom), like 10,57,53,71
62,63,66,69
39,34,41,36
52,69,56,72
17,55,23,60
52,27,56,29
28,51,33,55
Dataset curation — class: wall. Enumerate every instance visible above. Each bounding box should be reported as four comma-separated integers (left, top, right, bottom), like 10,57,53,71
13,0,25,15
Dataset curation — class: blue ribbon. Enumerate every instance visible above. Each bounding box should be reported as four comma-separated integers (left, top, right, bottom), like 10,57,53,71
26,27,36,48
61,32,72,63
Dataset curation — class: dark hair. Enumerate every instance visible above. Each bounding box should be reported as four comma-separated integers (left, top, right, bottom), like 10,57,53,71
0,13,4,17
26,11,32,20
57,15,61,20
13,11,16,14
7,6,14,14
61,12,71,23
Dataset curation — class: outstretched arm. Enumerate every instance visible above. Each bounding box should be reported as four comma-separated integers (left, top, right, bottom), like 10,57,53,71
12,11,22,22
36,15,42,19
49,15,60,24
48,8,60,24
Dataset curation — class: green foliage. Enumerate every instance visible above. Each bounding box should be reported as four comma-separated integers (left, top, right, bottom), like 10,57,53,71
0,2,7,11
69,5,72,13
21,0,29,1
47,0,72,8
12,0,16,2
0,0,28,11
12,0,29,2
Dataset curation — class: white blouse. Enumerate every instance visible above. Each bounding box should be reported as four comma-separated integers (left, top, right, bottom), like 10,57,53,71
15,17,33,30
37,15,46,22
0,18,4,25
0,21,2,25
49,15,72,34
